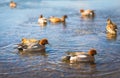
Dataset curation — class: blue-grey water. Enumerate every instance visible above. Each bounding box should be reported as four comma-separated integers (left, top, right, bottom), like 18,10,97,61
0,0,120,78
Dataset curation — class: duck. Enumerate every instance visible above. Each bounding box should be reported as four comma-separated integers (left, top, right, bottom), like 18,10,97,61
80,9,95,17
62,49,97,64
49,15,67,23
18,38,49,52
9,1,17,8
106,18,117,34
38,15,47,26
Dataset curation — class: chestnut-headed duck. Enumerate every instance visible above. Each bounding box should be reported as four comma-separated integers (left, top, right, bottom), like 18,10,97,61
106,18,117,34
18,38,49,52
49,15,67,23
80,9,95,17
62,49,97,63
9,1,17,8
38,15,47,25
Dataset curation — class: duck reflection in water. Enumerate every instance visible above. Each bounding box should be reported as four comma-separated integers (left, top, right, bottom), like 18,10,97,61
81,15,95,21
106,32,117,40
18,50,48,57
69,62,97,73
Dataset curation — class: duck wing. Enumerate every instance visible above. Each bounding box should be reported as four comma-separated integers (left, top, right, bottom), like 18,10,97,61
67,52,87,56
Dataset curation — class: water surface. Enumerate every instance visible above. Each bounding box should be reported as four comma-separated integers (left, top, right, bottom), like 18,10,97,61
0,0,120,78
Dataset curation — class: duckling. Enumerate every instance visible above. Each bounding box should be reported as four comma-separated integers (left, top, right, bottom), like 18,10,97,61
62,49,97,63
106,18,117,34
49,15,67,23
80,9,95,17
9,1,17,8
38,15,47,25
18,38,49,52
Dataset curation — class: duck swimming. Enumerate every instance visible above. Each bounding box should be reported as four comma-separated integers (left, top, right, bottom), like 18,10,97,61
80,9,95,17
62,49,97,63
18,38,49,52
38,15,47,26
49,15,67,23
106,18,117,34
9,1,17,8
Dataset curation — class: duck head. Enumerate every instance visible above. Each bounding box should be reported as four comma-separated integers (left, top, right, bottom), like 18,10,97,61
90,10,95,16
10,1,14,3
39,38,49,45
61,15,68,22
39,15,43,18
63,15,68,19
80,9,84,13
88,49,97,56
107,18,112,24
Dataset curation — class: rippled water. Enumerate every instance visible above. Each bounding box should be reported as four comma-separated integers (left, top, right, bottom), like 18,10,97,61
0,0,120,78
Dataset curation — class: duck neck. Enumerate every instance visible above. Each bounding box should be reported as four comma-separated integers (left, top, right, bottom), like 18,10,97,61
108,20,113,24
112,30,117,34
61,17,65,22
